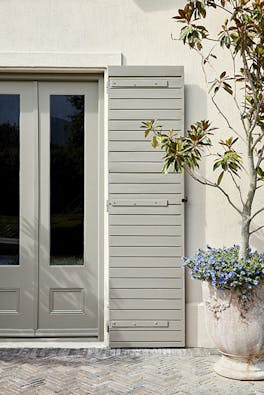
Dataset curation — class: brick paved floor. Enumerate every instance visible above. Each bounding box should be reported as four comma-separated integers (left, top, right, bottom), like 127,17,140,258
0,348,264,394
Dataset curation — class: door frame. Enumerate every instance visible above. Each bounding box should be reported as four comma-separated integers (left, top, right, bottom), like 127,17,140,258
0,72,105,341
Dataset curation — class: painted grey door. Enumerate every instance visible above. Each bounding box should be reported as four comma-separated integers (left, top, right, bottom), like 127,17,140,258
37,82,99,336
0,82,38,335
108,66,185,347
0,81,100,337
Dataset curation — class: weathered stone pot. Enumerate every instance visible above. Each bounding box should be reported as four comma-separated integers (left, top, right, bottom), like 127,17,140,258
202,281,264,380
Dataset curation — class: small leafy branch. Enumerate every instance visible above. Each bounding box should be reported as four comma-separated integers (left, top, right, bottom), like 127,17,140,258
142,0,264,259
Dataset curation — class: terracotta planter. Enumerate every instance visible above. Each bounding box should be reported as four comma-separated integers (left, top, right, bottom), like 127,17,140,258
202,281,264,380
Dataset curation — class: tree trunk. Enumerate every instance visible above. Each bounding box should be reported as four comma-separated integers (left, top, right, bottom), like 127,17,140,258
240,146,257,258
241,212,250,259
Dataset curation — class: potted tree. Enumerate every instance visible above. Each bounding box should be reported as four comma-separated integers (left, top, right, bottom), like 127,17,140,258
142,0,264,380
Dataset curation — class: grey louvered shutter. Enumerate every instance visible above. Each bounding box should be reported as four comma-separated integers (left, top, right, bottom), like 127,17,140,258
108,66,185,347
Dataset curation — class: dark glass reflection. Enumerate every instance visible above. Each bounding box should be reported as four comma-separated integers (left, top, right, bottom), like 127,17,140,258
0,95,20,265
50,95,84,265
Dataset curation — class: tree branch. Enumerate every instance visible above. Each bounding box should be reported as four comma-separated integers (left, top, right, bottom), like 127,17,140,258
248,98,264,139
228,171,244,205
214,3,233,14
252,131,264,151
200,51,247,143
211,95,247,144
255,143,264,169
171,34,220,43
250,207,264,222
229,48,248,136
185,167,242,215
250,224,264,236
242,51,258,107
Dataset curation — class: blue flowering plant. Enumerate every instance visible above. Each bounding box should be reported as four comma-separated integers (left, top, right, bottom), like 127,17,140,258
182,245,264,299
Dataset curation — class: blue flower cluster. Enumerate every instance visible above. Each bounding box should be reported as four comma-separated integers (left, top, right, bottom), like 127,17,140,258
182,245,264,297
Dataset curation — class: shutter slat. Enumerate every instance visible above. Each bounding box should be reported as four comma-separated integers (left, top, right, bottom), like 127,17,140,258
109,257,182,267
110,278,183,289
109,236,182,247
109,120,182,131
110,330,183,342
109,184,183,194
109,131,179,141
110,299,183,310
109,98,183,109
109,215,182,226
109,152,164,162
110,267,182,278
110,289,183,299
109,109,183,120
110,309,184,320
109,141,164,152
109,173,182,184
109,225,182,236
109,88,183,99
108,206,181,215
110,246,182,257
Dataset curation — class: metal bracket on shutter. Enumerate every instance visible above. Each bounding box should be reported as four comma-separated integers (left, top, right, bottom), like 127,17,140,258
109,79,169,88
110,321,169,328
109,199,168,207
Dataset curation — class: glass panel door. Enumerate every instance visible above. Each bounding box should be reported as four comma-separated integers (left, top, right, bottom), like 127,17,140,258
38,82,99,336
0,82,37,333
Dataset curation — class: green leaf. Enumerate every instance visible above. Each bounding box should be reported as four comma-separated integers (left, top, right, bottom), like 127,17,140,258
217,171,224,186
151,135,158,148
214,86,220,94
213,161,221,171
257,167,264,178
223,84,233,95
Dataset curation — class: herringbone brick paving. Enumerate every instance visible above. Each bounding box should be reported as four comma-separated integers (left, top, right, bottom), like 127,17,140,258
0,348,263,395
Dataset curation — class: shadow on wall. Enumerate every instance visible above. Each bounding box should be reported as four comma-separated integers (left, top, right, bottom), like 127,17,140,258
184,84,207,346
251,227,264,253
184,84,207,257
133,0,181,12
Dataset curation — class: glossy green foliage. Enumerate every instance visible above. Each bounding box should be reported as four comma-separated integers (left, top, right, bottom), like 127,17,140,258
142,120,213,173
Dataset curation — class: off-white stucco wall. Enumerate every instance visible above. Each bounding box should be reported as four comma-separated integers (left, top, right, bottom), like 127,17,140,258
1,0,262,347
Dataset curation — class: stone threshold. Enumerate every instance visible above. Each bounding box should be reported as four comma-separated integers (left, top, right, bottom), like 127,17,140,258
0,347,219,357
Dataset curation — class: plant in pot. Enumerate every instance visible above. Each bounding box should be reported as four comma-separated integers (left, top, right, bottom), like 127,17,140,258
142,0,264,381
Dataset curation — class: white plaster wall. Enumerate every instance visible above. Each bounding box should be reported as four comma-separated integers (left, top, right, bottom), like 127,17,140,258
0,0,262,347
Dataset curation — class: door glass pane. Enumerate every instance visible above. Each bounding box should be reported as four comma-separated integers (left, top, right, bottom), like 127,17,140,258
50,95,84,265
0,95,20,265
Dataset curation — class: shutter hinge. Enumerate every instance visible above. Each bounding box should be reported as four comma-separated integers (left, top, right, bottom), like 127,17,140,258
181,197,188,203
106,200,110,212
106,321,110,333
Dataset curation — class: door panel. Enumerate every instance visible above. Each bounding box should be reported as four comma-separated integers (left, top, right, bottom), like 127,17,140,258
0,82,38,331
38,82,99,335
